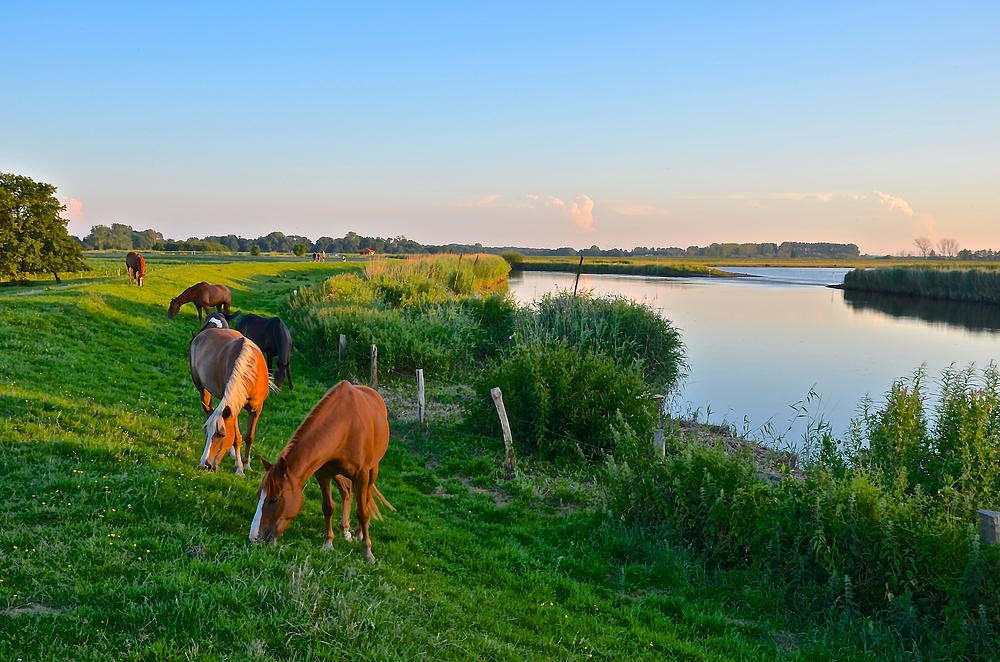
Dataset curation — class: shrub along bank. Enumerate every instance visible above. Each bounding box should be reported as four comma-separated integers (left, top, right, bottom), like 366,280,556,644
842,266,1000,304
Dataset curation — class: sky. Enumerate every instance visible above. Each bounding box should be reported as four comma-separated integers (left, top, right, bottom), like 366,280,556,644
2,2,998,255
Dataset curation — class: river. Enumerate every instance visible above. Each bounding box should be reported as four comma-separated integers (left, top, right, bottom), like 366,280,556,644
507,268,1000,448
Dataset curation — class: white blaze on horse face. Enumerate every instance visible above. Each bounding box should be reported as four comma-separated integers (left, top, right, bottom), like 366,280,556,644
249,491,266,541
200,428,215,468
207,317,222,328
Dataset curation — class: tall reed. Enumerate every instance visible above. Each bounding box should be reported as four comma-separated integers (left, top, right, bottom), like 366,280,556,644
843,267,1000,304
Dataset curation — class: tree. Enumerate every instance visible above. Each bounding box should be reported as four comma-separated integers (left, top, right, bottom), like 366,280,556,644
293,243,307,256
938,238,959,258
914,237,932,258
0,173,87,282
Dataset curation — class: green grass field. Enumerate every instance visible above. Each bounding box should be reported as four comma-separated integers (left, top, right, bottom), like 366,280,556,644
0,257,930,660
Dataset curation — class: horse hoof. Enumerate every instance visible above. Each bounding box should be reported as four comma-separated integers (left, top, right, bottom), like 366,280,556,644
235,468,245,477
364,550,376,564
322,541,333,551
342,531,354,542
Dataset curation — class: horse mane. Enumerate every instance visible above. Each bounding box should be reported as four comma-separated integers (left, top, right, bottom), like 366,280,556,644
277,382,345,456
204,337,266,437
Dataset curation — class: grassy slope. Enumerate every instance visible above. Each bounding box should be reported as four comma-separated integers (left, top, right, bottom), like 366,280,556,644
1,258,902,660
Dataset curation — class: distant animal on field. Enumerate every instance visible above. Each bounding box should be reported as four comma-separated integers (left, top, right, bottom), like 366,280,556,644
249,381,394,562
188,327,274,474
168,282,232,321
125,252,146,286
236,313,294,390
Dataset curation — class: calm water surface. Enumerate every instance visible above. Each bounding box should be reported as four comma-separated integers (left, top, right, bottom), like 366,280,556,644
508,268,1000,445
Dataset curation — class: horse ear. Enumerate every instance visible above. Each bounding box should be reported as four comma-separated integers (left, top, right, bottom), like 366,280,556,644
274,456,288,477
222,405,232,419
259,456,272,471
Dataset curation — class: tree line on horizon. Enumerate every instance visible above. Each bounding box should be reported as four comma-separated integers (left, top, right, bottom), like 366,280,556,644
80,223,875,259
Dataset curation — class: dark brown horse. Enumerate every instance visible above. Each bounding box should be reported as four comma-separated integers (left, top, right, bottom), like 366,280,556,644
236,313,294,390
249,381,393,562
188,327,274,474
125,251,146,286
168,282,232,321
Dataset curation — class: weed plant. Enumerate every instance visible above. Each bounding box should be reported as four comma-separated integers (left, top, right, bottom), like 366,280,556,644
605,364,1000,658
843,266,1000,304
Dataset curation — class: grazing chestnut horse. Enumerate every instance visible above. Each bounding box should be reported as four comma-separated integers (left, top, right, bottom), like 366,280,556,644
125,251,146,286
168,282,232,321
249,381,394,562
236,313,294,391
189,327,274,475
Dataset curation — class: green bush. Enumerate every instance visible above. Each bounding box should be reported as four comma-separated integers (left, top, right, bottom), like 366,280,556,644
604,364,1000,656
469,341,655,464
500,251,524,269
520,291,686,392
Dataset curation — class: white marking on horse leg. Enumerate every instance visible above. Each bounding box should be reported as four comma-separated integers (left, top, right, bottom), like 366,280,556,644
322,540,333,551
249,493,266,541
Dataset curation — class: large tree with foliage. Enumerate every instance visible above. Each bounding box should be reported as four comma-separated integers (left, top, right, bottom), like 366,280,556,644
0,173,87,282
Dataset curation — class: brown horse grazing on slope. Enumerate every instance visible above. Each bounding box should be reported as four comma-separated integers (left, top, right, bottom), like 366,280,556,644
249,381,394,562
125,251,146,286
189,327,274,475
168,282,232,321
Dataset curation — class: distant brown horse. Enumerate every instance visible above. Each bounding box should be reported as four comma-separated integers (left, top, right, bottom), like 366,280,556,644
249,381,394,562
168,282,232,321
125,251,146,286
188,327,274,475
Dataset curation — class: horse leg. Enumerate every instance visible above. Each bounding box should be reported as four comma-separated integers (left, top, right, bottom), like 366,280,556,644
199,390,214,417
353,469,375,563
231,421,245,476
317,473,337,550
197,304,205,322
335,475,353,541
240,406,261,470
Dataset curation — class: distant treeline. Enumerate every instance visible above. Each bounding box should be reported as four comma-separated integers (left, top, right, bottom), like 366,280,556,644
78,223,864,259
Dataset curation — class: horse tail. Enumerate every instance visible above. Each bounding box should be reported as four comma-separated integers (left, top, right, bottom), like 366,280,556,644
267,372,279,393
371,484,396,514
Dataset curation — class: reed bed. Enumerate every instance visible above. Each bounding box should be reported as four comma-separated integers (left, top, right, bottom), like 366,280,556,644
842,266,1000,304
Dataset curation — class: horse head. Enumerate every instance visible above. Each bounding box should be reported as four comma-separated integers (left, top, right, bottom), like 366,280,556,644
200,405,240,473
249,456,304,545
167,298,180,319
274,363,293,391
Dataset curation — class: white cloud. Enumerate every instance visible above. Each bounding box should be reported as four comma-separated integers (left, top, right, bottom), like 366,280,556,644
568,195,595,233
61,196,84,221
874,191,914,216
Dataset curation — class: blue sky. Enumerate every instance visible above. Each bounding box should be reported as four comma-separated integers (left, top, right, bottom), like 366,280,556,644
2,2,998,253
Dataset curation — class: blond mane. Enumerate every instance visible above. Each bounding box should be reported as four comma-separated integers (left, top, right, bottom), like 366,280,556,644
204,338,270,436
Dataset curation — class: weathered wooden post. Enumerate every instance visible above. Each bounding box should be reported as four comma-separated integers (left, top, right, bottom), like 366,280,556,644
980,509,1000,546
339,334,347,363
490,387,516,479
370,344,378,387
416,368,425,427
653,429,665,457
572,255,584,296
652,394,666,457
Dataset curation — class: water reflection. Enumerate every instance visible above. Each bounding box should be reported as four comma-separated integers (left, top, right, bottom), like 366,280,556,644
508,269,1000,447
842,290,1000,333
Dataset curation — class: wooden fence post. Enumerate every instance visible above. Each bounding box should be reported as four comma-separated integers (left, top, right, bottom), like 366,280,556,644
416,369,425,427
572,255,584,296
339,334,347,363
490,387,517,479
370,344,378,387
980,509,1000,546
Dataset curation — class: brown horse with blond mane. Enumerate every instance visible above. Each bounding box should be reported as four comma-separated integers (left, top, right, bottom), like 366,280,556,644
189,327,274,475
125,251,146,286
249,381,394,562
168,282,232,321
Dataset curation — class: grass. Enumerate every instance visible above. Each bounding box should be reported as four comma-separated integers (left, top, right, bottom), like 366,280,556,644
0,255,968,660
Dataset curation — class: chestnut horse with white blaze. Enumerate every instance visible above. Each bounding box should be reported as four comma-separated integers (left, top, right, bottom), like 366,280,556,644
189,327,274,475
168,282,232,321
249,381,394,562
125,251,146,286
